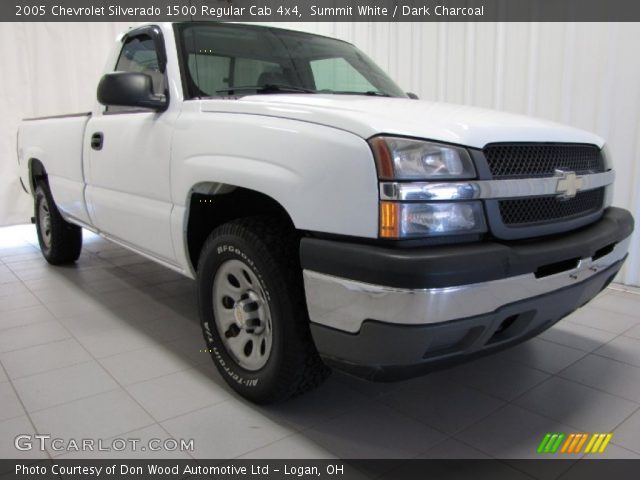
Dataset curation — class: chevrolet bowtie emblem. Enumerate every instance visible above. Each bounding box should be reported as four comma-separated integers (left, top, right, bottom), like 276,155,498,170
555,169,584,199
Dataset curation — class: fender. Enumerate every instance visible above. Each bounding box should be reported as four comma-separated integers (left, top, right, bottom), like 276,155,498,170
169,110,380,273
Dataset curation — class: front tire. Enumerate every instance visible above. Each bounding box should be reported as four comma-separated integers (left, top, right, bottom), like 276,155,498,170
34,181,82,265
197,217,330,404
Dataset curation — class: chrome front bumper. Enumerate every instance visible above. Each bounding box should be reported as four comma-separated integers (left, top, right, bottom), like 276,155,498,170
303,235,630,334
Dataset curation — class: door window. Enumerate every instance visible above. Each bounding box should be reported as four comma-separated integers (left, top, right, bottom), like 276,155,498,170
108,34,165,113
115,34,165,95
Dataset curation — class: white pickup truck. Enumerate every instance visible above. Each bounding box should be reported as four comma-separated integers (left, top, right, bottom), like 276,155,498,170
18,22,634,403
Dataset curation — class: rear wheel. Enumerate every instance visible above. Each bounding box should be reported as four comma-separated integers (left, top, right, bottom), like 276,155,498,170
197,217,330,404
34,181,82,265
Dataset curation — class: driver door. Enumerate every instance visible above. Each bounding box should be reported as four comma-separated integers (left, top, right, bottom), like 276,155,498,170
84,26,178,264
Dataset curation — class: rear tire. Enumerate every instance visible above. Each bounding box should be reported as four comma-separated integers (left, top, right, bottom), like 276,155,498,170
34,181,82,265
197,217,330,404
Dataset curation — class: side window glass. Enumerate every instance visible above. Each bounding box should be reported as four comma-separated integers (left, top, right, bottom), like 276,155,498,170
107,34,166,113
115,35,165,96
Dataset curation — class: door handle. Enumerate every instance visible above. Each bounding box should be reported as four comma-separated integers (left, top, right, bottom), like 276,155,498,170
91,132,103,151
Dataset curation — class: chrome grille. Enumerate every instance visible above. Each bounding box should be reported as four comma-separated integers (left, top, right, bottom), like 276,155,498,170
484,144,605,178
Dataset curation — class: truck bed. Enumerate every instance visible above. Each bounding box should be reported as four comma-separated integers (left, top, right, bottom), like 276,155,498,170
19,112,92,225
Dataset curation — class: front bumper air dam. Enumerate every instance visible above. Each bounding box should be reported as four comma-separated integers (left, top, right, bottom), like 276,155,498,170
301,207,634,381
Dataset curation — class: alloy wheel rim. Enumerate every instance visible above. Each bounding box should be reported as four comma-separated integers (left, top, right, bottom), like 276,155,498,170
38,198,52,250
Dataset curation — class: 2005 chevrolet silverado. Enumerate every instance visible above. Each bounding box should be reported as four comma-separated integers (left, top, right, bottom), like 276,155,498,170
17,22,634,403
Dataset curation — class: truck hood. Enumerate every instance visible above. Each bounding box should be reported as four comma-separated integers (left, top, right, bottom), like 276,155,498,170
200,95,604,149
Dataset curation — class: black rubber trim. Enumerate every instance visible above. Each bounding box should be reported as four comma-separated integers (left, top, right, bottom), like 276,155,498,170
19,177,28,194
311,259,622,381
23,112,91,122
300,207,633,289
121,25,168,74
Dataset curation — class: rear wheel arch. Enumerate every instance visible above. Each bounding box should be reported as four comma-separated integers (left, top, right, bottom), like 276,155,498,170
28,158,47,195
34,180,82,265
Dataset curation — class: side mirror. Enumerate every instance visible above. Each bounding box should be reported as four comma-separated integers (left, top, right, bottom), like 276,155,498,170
97,72,167,111
407,92,419,100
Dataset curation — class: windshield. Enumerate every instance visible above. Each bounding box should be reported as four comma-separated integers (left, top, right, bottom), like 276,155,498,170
176,23,407,98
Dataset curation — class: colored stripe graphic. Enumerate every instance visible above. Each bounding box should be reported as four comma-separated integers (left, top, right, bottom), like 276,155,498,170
537,433,565,453
540,433,613,454
560,433,575,453
550,433,565,453
545,434,559,453
598,434,613,453
584,434,598,453
574,433,589,453
585,433,613,454
537,433,552,453
568,434,581,453
571,433,588,453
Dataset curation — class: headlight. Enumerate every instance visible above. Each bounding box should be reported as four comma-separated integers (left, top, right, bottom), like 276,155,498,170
370,136,476,180
380,201,487,238
371,136,485,239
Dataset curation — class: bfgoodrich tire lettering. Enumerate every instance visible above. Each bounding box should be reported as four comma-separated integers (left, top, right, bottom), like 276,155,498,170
197,217,330,404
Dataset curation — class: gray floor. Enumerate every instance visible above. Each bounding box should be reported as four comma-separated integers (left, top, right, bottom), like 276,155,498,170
1,224,640,470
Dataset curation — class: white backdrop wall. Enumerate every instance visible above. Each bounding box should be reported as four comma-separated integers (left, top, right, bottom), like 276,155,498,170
0,22,638,286
0,22,130,225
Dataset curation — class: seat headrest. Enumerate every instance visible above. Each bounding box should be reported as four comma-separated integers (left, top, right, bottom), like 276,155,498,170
257,71,288,87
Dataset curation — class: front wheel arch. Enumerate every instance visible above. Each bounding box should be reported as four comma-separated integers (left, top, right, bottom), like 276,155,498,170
185,185,297,273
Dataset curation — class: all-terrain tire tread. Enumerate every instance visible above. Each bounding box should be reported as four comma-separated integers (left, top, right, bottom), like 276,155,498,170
198,216,330,403
35,180,82,265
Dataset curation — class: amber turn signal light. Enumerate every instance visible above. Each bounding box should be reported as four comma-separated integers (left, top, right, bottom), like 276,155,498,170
379,201,400,238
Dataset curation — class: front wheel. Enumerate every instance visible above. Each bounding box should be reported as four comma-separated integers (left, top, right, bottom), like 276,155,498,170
197,217,330,404
34,181,82,265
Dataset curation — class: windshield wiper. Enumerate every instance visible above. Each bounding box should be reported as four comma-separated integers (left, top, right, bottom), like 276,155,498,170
216,84,317,95
319,90,391,97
